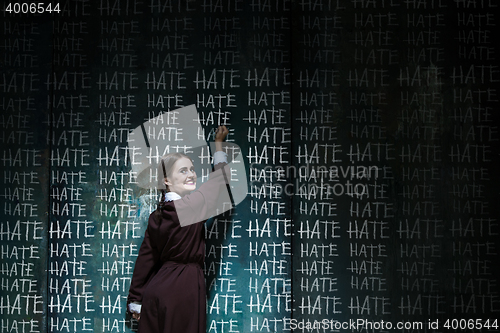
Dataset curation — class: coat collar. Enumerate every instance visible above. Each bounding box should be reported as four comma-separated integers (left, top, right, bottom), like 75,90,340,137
165,192,181,202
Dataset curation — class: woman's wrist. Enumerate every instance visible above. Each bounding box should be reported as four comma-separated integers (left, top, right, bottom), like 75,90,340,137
215,141,223,152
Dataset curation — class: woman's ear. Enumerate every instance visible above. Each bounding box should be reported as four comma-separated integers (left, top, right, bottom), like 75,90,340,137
164,178,171,186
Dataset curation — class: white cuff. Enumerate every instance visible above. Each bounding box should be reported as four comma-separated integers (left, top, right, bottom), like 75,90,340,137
129,302,141,314
213,151,228,165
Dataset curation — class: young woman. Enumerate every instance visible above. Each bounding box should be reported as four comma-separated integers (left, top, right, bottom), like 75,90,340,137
127,125,229,333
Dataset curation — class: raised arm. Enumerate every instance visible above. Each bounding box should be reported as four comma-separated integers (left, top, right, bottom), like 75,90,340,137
213,125,229,171
174,126,233,227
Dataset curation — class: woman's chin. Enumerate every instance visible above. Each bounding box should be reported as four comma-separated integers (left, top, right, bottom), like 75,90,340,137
184,184,196,191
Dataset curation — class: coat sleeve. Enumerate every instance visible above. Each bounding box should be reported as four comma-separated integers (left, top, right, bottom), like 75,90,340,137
127,214,161,308
173,161,231,227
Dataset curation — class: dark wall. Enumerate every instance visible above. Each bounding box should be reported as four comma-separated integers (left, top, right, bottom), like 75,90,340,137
1,1,499,332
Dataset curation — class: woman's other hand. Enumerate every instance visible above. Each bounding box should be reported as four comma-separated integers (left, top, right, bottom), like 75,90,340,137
132,312,140,321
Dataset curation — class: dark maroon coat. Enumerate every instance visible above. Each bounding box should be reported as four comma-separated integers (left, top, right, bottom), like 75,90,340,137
128,163,228,333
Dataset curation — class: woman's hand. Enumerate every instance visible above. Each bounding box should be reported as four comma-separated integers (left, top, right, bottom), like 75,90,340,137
215,125,228,142
132,312,140,321
215,125,228,152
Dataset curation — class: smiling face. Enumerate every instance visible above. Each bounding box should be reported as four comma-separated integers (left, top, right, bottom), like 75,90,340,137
165,157,197,197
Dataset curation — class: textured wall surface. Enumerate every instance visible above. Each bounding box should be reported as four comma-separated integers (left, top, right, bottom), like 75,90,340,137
1,1,499,332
